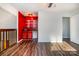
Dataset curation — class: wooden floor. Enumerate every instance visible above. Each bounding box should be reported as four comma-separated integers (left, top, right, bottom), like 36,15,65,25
0,41,79,56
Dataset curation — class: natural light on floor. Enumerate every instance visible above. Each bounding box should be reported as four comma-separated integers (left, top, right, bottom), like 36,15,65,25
50,41,77,51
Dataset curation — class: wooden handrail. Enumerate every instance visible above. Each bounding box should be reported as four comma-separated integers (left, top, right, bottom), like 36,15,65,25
0,29,16,31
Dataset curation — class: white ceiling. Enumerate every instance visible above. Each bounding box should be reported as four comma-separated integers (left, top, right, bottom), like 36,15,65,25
9,3,79,13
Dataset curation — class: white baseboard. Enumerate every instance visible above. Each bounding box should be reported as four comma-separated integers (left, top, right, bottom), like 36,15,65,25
38,41,62,43
50,41,62,43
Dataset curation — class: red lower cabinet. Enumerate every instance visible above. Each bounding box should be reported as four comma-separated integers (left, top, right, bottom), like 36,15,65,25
22,31,32,40
28,31,32,40
22,32,28,39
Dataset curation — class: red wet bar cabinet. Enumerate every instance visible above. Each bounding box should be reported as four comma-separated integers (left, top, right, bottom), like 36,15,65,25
18,12,38,42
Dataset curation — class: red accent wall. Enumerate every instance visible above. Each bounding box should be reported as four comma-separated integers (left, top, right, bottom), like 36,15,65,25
18,12,25,41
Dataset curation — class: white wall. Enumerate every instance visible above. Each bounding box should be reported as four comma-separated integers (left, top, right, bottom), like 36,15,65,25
70,14,79,44
0,7,17,29
38,11,62,42
0,4,17,16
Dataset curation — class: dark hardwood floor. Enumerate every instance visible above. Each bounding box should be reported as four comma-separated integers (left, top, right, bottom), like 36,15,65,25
0,41,79,56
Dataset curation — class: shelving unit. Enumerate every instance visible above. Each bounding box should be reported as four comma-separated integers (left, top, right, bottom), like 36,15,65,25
22,16,38,41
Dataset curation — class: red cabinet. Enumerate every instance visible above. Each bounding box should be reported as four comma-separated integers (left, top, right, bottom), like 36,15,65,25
18,12,38,41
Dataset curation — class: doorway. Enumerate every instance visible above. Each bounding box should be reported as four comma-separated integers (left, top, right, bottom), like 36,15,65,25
62,17,70,41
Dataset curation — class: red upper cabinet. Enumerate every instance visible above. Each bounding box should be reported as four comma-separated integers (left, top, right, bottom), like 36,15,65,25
25,16,38,29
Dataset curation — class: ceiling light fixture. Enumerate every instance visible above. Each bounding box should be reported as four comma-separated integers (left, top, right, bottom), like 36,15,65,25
48,3,56,8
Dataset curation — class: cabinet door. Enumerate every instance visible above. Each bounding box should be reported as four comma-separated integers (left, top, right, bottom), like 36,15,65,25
28,31,32,40
22,32,28,39
32,31,37,39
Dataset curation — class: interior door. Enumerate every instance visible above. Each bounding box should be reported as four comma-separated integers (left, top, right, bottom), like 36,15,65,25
63,17,70,40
